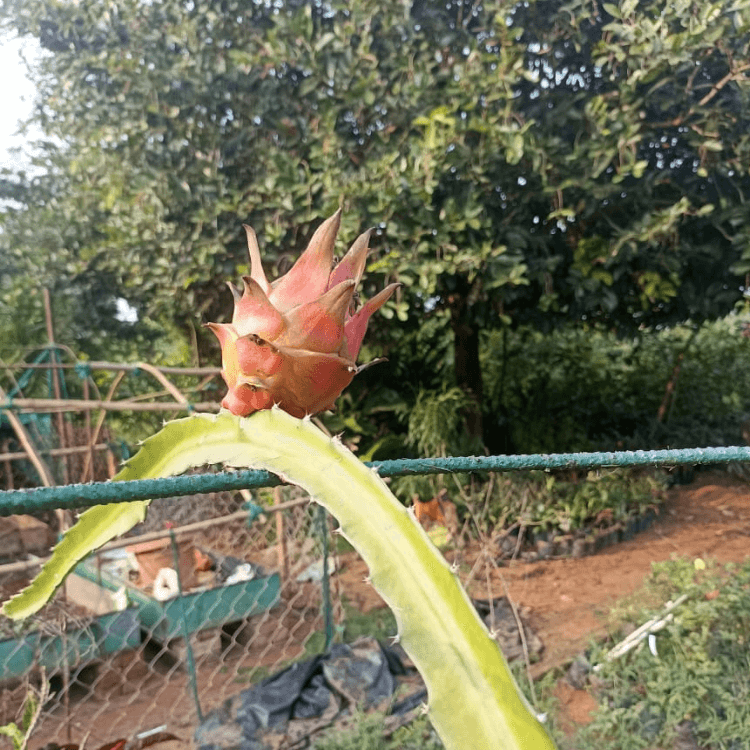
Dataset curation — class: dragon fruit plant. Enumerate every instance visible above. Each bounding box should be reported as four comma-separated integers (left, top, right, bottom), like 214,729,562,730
3,211,556,750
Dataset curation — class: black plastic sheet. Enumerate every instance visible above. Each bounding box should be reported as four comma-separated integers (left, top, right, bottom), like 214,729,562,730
195,637,413,750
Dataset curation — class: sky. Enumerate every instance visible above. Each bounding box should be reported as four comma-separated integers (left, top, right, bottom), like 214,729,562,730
0,36,39,172
0,35,140,322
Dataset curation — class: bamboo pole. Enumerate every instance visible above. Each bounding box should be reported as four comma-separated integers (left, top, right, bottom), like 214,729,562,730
83,370,126,483
0,386,55,487
106,447,117,478
81,379,95,483
135,362,190,406
43,289,70,487
105,385,212,404
1,398,220,413
0,443,112,463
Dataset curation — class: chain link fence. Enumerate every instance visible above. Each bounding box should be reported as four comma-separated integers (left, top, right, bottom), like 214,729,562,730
0,485,350,746
0,481,547,748
6,350,750,746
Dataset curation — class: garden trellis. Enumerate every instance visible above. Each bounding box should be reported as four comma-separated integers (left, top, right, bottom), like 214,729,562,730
0,347,221,494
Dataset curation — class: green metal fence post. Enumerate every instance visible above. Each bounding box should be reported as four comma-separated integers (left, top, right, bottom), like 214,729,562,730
317,505,334,651
168,528,204,723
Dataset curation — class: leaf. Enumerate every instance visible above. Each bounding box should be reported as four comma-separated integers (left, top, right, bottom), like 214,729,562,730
20,693,38,734
0,724,24,750
603,3,622,18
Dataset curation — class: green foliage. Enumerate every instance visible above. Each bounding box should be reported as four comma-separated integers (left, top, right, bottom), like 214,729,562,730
302,602,398,659
0,685,44,750
403,387,481,458
573,559,750,750
339,602,398,645
317,386,410,462
482,312,750,453
2,0,750,447
462,468,665,542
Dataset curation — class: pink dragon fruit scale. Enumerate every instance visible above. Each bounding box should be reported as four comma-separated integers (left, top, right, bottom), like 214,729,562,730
207,210,399,418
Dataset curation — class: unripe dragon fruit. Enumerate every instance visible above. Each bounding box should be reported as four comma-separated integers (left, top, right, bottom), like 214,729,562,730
207,210,398,418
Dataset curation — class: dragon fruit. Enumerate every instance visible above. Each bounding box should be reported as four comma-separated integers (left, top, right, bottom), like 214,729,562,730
207,210,398,418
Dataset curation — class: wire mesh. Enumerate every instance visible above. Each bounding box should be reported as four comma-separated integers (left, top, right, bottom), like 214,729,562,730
0,468,665,746
0,486,345,746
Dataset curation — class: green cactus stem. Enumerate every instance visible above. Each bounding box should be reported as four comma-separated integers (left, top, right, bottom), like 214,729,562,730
3,409,556,750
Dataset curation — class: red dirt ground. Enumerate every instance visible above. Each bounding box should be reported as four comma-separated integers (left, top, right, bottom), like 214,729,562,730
501,472,750,673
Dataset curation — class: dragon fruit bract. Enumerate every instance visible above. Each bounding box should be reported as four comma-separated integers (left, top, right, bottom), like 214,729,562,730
208,210,398,418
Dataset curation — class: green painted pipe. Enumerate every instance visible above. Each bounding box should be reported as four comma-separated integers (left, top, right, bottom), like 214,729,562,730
1,445,749,516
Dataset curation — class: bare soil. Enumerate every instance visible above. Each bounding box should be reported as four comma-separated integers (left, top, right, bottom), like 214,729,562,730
25,470,750,747
501,471,750,673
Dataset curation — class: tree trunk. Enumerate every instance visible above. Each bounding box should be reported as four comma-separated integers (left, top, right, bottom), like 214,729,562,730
447,295,484,445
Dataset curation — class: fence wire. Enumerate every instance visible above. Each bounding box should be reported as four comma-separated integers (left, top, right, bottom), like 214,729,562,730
3,445,750,517
0,486,345,745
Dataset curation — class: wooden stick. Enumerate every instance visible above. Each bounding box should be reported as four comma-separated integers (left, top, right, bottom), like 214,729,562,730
135,362,190,406
119,384,209,404
83,370,126,483
2,440,13,491
82,379,95,483
656,328,698,423
0,443,112,462
1,398,220,413
0,386,55,488
106,448,117,479
593,594,689,669
43,290,70,488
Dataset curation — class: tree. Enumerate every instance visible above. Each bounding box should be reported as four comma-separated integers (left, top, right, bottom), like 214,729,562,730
1,0,749,449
